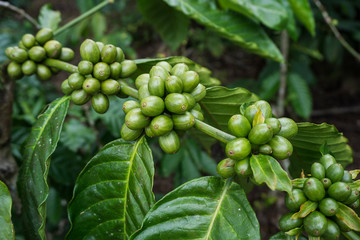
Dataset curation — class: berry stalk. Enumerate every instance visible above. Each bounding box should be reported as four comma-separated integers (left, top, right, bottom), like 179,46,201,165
343,231,360,240
118,80,139,99
195,119,236,143
44,59,78,73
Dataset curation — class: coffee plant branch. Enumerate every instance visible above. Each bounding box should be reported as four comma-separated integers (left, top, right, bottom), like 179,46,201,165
0,1,39,28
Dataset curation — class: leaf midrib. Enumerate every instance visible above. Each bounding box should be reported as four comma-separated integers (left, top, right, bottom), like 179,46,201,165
123,135,145,239
204,178,232,240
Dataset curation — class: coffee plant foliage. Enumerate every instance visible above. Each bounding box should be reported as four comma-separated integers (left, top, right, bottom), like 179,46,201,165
0,0,359,240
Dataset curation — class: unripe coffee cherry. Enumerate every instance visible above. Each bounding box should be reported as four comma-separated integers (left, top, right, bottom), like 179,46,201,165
35,28,53,45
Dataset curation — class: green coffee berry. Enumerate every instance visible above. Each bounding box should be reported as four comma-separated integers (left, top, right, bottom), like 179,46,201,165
150,65,170,81
101,79,121,95
116,47,125,62
303,177,325,202
159,130,180,154
9,47,28,63
326,164,344,183
36,64,52,81
303,211,327,237
217,158,236,178
59,47,75,62
101,44,117,64
350,199,360,209
321,178,332,189
328,182,351,202
138,84,151,101
225,138,251,160
277,117,298,139
311,162,326,179
7,61,23,79
35,28,53,45
22,34,36,49
140,96,165,117
264,118,281,134
165,93,189,114
28,46,46,62
150,115,173,136
61,79,73,95
120,60,137,78
342,170,352,183
319,198,338,216
148,76,165,97
181,71,200,92
5,47,14,58
320,154,336,170
254,100,272,119
68,73,85,90
122,100,141,114
285,189,307,212
259,144,272,155
182,93,196,110
268,135,293,160
190,83,206,102
170,63,189,77
96,42,104,51
110,62,122,79
278,212,303,232
44,40,62,58
82,78,100,95
125,108,150,130
93,62,111,81
165,75,183,93
71,89,90,105
18,40,26,50
156,61,172,72
234,157,252,177
244,105,258,126
145,125,156,138
21,60,36,75
344,190,359,205
228,114,251,138
322,219,340,240
80,39,100,63
172,111,195,131
135,74,150,89
191,109,204,121
78,60,93,75
121,124,143,141
92,93,109,114
193,103,201,111
248,123,273,145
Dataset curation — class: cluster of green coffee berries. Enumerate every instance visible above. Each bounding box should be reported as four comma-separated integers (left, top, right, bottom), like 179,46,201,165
6,28,74,80
279,154,358,239
217,100,298,179
61,39,137,114
120,61,206,154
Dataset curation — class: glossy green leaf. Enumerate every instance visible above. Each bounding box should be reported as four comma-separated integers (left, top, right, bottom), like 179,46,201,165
18,96,70,240
134,56,221,87
250,154,293,196
258,62,280,100
162,0,283,62
91,13,106,41
0,181,14,240
289,122,353,177
130,177,260,240
38,4,61,30
67,136,155,239
335,202,360,231
161,139,217,180
200,86,259,132
219,0,288,31
291,201,317,219
137,0,190,50
287,0,315,36
287,72,312,119
282,0,298,40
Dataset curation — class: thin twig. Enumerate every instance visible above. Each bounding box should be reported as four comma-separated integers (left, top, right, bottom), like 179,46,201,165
313,0,360,62
0,1,39,28
277,30,289,117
